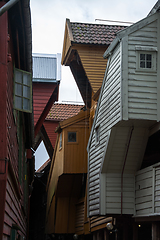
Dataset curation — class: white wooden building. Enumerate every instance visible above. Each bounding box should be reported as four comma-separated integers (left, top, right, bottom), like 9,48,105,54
87,10,160,220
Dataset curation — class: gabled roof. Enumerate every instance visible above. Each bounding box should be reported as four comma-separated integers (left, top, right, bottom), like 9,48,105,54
148,0,160,16
46,103,84,121
69,21,126,45
103,12,159,59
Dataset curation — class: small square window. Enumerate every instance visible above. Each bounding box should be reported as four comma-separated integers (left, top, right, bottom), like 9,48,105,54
140,53,152,69
135,46,157,72
68,132,76,142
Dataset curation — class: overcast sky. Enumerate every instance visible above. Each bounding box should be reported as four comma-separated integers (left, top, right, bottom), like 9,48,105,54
30,0,157,170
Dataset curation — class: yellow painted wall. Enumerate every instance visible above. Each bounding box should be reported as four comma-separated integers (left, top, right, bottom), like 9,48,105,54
63,119,89,174
76,45,108,93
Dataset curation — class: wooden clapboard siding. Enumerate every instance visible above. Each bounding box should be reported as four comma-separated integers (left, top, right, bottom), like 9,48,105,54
43,120,59,148
155,167,160,213
4,173,26,238
55,197,77,233
33,83,57,125
76,45,107,93
63,120,89,173
88,44,121,216
135,164,160,216
75,198,85,234
127,19,158,120
135,166,153,216
106,173,134,214
47,133,64,211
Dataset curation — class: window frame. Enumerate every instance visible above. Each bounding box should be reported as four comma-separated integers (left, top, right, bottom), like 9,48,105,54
135,46,157,73
14,67,32,113
67,131,78,144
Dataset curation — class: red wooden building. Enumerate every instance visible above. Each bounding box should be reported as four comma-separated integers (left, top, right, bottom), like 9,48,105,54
0,0,34,239
32,53,60,159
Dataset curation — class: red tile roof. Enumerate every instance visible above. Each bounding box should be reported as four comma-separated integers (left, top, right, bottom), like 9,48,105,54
70,22,126,45
46,103,84,121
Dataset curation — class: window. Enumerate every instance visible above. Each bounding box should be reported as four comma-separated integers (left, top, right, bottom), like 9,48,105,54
68,132,77,142
95,125,100,144
135,46,157,72
59,133,62,149
14,68,32,113
140,53,152,69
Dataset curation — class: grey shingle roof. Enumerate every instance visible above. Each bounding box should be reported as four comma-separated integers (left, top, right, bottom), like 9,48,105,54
70,22,126,45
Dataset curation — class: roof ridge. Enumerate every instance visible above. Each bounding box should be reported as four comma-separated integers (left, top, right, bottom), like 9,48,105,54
70,21,126,28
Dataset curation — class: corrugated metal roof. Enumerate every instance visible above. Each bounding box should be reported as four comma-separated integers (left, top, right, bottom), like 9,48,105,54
32,53,61,82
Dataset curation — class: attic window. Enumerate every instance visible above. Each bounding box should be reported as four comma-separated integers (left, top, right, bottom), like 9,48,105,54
14,68,32,113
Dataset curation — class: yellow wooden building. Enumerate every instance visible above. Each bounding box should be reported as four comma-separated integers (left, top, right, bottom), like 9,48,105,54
46,109,90,236
45,19,126,239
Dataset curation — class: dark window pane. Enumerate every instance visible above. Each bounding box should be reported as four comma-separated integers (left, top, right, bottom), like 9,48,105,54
68,132,76,142
140,54,145,60
140,61,145,68
147,61,152,68
147,54,151,61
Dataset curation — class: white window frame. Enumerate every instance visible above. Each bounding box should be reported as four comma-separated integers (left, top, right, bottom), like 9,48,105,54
14,68,32,113
135,46,157,72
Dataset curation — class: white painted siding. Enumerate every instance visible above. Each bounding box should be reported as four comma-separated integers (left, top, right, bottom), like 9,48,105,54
135,164,160,216
88,44,122,216
106,173,134,214
127,19,158,120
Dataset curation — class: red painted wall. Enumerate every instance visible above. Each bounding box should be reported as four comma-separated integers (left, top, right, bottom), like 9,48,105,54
43,120,59,148
0,6,8,239
33,82,58,126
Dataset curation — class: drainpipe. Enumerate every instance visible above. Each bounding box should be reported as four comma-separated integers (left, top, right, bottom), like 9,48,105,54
0,0,19,17
121,127,134,215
